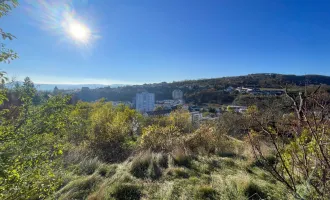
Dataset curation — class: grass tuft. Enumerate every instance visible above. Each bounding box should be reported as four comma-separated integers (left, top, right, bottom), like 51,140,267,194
155,153,168,168
166,167,190,179
171,148,192,168
97,164,117,177
130,152,152,179
110,183,142,200
56,175,101,200
244,182,267,200
77,157,101,175
194,185,218,200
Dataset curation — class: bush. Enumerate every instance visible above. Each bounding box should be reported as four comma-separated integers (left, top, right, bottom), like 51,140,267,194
169,109,192,133
110,183,142,200
140,125,182,151
185,124,218,154
171,148,192,168
194,186,218,200
88,102,142,162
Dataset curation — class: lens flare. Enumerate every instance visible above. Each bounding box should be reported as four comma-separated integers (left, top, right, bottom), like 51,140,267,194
25,0,98,49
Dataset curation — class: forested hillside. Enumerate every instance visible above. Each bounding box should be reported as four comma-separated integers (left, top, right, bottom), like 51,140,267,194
76,73,330,103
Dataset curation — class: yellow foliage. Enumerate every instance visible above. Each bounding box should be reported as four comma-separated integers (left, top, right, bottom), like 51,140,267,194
140,125,182,151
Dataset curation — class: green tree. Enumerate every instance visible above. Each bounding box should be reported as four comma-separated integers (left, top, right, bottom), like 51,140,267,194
0,0,18,106
0,78,72,199
1,0,18,63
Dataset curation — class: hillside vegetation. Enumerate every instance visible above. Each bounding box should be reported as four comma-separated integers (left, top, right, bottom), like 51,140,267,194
1,77,330,199
76,74,330,103
1,2,330,199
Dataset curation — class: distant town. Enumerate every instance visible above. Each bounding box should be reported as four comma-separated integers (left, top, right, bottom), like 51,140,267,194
49,84,286,125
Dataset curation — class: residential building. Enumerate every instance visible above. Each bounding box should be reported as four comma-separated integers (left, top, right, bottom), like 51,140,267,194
225,86,234,92
172,89,183,100
226,105,248,113
135,92,155,113
190,111,202,125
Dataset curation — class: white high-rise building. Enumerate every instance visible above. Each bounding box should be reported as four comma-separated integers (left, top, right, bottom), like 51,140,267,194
172,89,183,100
135,92,155,113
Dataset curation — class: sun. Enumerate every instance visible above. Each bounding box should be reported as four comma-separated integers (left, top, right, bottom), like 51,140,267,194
67,21,91,43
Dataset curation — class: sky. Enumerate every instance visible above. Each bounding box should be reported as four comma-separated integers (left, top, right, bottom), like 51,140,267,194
1,0,330,85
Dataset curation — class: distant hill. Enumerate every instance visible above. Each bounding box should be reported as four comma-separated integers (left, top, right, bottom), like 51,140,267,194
8,83,126,91
172,73,330,88
74,74,330,103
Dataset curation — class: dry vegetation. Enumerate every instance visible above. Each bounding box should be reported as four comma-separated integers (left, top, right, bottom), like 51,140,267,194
47,102,294,200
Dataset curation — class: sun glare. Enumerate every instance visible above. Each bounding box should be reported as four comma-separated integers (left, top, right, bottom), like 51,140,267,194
68,21,91,42
26,0,99,49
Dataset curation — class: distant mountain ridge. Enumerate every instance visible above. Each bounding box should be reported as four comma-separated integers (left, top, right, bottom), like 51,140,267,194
11,83,126,91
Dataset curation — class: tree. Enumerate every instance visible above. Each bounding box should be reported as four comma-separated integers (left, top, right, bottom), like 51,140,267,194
247,86,330,199
0,0,18,107
0,79,72,199
0,0,18,63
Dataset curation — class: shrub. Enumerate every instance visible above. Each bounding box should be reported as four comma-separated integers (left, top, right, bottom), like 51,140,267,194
185,124,218,154
88,102,142,162
140,125,182,151
171,148,191,168
110,183,142,200
169,109,192,133
194,186,218,200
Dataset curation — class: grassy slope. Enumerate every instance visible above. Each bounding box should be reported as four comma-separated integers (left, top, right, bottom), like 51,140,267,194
52,151,294,200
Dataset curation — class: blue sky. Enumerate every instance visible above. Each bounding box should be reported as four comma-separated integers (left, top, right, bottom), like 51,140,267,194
1,0,330,85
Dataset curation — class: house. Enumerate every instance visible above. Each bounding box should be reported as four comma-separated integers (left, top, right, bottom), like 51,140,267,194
225,86,234,92
236,87,253,93
227,105,248,113
190,111,202,124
